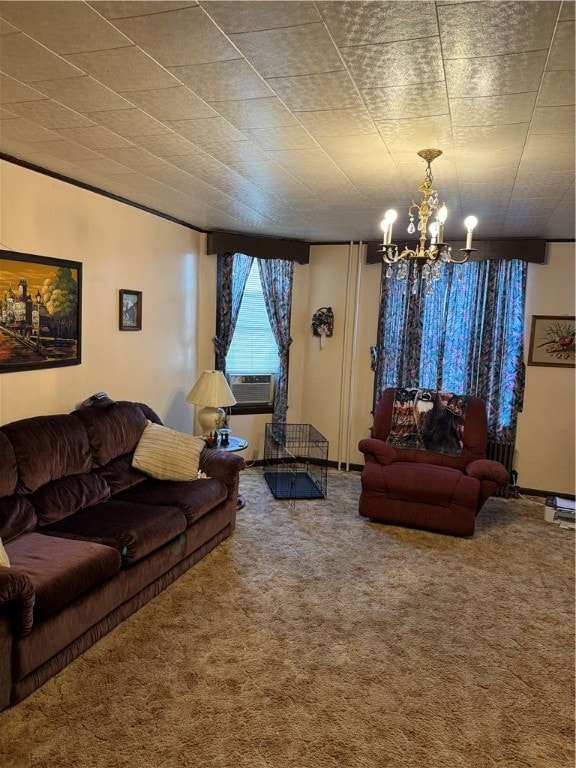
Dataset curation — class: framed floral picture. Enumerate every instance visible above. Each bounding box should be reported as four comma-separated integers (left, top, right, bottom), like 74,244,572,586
0,249,82,373
119,289,142,331
528,315,575,368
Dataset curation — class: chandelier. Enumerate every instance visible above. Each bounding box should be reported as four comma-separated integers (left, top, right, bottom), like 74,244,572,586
379,149,478,293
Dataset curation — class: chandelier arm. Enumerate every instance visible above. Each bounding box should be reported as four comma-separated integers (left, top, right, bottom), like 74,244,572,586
450,250,475,264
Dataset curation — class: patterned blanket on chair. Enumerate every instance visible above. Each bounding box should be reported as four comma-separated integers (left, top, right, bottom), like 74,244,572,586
386,388,469,457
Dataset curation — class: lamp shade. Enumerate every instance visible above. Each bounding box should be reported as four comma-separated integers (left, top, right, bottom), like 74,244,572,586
186,370,236,436
186,370,236,408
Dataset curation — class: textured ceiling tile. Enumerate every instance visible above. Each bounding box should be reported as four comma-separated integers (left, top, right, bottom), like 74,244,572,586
200,140,270,165
169,59,272,101
209,97,299,129
0,1,132,54
445,51,548,98
374,115,454,152
513,172,575,197
318,134,391,160
21,139,103,162
295,108,376,138
266,71,360,112
530,105,575,134
134,132,201,158
0,32,82,82
537,70,575,106
454,123,529,152
242,125,317,151
438,2,559,58
112,6,240,66
229,23,342,79
341,38,444,89
317,1,439,46
56,125,135,150
0,73,47,103
99,146,171,171
73,157,133,176
123,87,217,121
362,82,449,121
165,117,245,145
169,151,228,178
86,108,170,137
0,116,61,143
89,2,198,20
546,20,576,70
0,18,18,34
65,47,180,92
232,161,318,198
5,98,94,129
451,93,537,127
200,1,320,33
33,75,134,112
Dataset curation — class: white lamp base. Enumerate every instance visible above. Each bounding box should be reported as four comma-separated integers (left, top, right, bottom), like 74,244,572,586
197,406,226,436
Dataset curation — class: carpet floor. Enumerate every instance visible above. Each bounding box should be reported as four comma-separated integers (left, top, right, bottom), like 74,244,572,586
0,468,574,768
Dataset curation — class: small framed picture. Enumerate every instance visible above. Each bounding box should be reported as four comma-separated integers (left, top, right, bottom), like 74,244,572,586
119,289,142,331
528,315,575,367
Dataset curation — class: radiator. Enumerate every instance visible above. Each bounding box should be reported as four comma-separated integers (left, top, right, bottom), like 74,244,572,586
486,439,517,498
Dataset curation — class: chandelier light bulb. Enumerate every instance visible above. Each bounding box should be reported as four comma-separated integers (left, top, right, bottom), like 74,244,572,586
464,215,478,250
381,209,398,244
437,204,448,224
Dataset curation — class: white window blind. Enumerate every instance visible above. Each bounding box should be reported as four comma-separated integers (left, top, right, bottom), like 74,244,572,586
226,261,279,374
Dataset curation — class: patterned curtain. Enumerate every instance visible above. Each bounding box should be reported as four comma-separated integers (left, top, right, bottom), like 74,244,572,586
376,258,527,440
214,252,253,372
258,258,294,422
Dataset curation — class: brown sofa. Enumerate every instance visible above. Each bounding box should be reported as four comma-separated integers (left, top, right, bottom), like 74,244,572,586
0,401,245,711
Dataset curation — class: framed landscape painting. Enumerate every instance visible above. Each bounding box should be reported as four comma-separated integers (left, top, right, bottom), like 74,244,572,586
0,250,82,373
528,315,575,368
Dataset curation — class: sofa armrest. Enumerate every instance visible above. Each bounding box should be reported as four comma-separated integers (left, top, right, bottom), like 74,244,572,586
200,449,246,490
0,566,35,636
358,438,397,466
466,459,509,487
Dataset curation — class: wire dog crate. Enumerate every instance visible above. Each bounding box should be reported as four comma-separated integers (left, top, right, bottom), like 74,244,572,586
263,423,328,501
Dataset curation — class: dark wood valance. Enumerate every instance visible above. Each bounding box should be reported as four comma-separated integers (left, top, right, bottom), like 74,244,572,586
365,239,547,265
207,231,310,264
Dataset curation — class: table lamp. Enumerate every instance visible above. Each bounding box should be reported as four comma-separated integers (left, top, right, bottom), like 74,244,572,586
186,370,237,437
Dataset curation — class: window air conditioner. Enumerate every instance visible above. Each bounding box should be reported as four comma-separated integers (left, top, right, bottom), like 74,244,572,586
227,374,275,406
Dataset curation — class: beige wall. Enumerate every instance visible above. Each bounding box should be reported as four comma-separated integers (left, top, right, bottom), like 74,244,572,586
516,243,575,495
0,160,200,431
1,161,574,494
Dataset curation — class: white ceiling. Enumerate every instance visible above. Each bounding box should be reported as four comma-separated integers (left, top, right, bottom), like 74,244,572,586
0,0,574,243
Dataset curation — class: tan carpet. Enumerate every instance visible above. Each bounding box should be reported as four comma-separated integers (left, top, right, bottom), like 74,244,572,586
0,468,574,768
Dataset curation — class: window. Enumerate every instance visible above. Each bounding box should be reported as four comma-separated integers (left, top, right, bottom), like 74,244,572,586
376,258,527,440
226,260,279,375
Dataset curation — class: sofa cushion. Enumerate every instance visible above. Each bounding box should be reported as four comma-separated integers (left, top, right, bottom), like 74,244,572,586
31,473,111,525
1,415,92,493
116,477,228,525
6,532,121,620
94,453,147,495
40,500,187,565
132,422,205,481
0,431,17,497
0,496,37,543
361,461,479,508
71,403,148,466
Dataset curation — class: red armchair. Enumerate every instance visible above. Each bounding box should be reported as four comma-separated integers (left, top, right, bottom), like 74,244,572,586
358,388,509,537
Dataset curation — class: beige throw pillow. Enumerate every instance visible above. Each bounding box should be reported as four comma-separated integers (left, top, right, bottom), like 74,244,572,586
132,422,205,482
0,537,10,568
